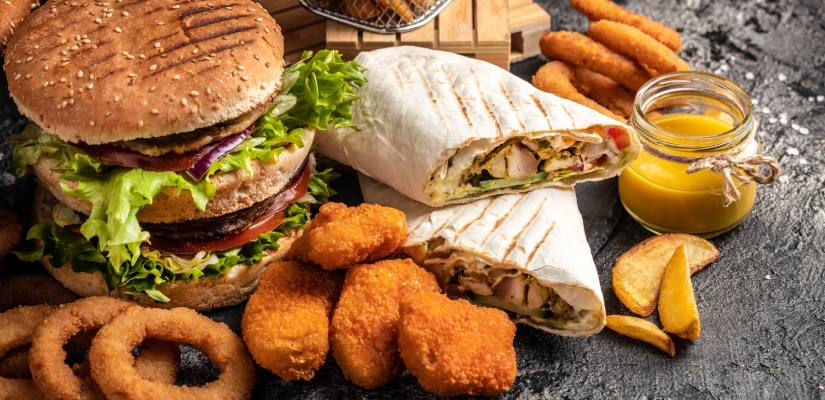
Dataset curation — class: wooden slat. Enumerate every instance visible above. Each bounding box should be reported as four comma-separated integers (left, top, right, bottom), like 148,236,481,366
256,0,298,14
399,18,436,47
326,21,360,49
510,2,549,32
476,0,509,48
275,6,325,32
438,0,473,50
361,31,397,50
284,22,327,53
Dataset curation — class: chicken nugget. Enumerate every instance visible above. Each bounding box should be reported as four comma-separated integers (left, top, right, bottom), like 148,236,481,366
571,0,682,52
588,21,690,76
241,261,343,381
331,259,439,388
540,31,651,92
398,292,517,397
288,202,408,270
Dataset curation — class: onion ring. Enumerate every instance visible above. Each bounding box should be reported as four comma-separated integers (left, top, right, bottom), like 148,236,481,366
540,31,652,91
0,345,31,379
0,274,80,312
571,0,682,52
532,61,627,123
90,307,256,400
29,297,179,399
571,66,636,120
588,21,690,76
0,305,54,400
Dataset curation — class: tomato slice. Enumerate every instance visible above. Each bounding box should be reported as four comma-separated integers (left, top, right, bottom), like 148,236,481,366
607,127,630,151
147,165,310,254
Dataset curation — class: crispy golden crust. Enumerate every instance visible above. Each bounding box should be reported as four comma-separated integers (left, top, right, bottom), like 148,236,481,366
571,0,682,52
532,61,627,123
540,31,651,91
330,259,439,388
4,0,284,144
588,21,689,76
398,292,517,397
0,305,54,399
571,66,635,120
287,202,408,270
241,261,343,381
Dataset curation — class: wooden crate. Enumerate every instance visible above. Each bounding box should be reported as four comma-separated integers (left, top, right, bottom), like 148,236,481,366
508,0,551,62
257,0,328,63
326,0,511,70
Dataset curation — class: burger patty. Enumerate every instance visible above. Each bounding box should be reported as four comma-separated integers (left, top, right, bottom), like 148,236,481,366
113,103,269,156
142,194,278,241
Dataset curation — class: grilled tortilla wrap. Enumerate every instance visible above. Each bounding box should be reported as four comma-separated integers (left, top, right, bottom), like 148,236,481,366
317,46,640,207
360,174,606,336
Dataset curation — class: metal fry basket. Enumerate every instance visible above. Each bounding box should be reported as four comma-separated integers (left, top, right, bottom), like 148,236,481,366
297,0,454,34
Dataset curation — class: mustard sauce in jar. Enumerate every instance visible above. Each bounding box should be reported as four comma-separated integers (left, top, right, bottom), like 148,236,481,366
619,72,762,238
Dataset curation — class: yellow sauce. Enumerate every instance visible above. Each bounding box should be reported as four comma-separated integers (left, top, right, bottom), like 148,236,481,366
619,114,757,237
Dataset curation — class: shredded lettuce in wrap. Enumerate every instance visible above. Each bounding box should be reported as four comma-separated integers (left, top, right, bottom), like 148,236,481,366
9,50,364,300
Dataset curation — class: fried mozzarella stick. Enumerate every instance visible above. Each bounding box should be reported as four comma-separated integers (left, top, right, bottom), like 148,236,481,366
331,259,440,388
540,31,651,91
571,0,683,52
533,61,627,123
398,292,517,397
588,21,690,76
241,261,343,381
572,66,636,120
287,202,408,270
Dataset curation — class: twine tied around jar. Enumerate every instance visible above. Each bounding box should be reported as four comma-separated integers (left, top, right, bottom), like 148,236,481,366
641,143,782,206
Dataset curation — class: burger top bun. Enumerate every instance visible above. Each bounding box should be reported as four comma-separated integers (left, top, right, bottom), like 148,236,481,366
3,0,285,144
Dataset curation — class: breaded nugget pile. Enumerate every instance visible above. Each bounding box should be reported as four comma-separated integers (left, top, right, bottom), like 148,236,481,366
242,203,519,397
534,0,689,122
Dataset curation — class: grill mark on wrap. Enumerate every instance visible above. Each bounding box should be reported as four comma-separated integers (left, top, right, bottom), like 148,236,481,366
430,215,453,238
498,81,525,131
526,221,555,267
502,197,546,260
473,73,503,137
391,67,406,89
455,198,495,237
444,70,473,128
530,94,552,130
416,68,445,122
482,194,528,248
559,102,575,124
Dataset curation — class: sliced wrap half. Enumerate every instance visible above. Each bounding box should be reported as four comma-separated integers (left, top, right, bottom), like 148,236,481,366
318,46,640,207
360,174,606,336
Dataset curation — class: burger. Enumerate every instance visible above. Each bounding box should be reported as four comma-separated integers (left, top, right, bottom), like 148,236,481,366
4,0,365,310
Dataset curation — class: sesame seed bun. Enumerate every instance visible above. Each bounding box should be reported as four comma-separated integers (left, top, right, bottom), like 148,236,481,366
3,0,284,144
32,186,299,311
32,128,314,224
0,0,34,55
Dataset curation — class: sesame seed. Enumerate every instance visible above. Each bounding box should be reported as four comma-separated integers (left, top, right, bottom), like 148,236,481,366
128,73,136,77
149,64,157,71
87,83,94,89
149,86,156,92
181,98,187,106
138,120,144,127
206,87,211,94
77,71,84,78
70,45,78,51
237,65,244,70
192,48,198,54
59,78,67,83
60,38,68,44
114,27,122,33
151,109,160,115
241,76,249,81
90,74,94,80
139,54,146,59
154,42,161,48
190,91,199,96
173,75,180,80
61,101,68,108
171,4,180,8
114,95,120,102
256,17,263,21
25,73,32,78
89,120,95,126
190,107,197,114
122,11,128,16
69,99,75,105
94,18,102,24
82,39,91,44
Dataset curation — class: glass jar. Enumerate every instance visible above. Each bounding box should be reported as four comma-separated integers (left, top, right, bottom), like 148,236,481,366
618,72,760,238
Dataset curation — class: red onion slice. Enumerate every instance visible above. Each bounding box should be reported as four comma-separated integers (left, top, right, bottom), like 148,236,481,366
185,124,254,181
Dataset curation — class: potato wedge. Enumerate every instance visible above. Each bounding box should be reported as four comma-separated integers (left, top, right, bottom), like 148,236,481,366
605,315,675,357
612,233,718,316
658,245,701,340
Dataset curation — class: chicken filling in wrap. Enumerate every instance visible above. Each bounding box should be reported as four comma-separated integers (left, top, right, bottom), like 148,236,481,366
411,240,598,330
426,127,633,204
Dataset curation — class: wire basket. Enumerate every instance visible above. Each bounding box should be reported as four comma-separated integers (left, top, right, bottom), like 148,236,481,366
298,0,454,34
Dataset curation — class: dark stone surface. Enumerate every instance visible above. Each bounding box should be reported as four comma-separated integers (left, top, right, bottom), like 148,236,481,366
1,0,824,398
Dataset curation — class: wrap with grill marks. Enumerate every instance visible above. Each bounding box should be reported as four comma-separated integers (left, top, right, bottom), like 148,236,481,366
317,46,639,207
360,174,606,336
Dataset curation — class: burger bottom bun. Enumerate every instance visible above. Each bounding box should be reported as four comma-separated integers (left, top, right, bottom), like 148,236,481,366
33,128,315,224
33,186,300,312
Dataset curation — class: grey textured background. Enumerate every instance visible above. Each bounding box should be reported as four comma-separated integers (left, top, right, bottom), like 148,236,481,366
1,0,824,398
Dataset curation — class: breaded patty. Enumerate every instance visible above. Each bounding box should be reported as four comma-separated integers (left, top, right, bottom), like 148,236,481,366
398,292,518,397
330,259,440,388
